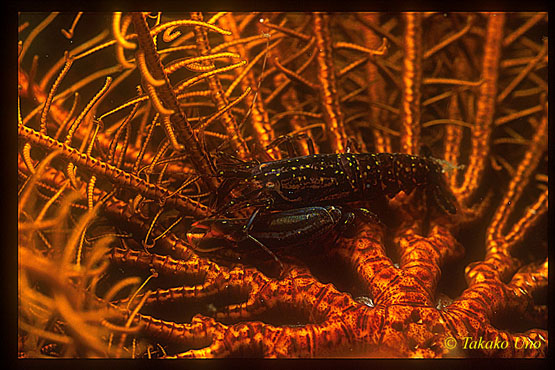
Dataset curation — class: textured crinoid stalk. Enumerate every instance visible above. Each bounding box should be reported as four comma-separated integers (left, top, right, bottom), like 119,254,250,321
18,12,547,358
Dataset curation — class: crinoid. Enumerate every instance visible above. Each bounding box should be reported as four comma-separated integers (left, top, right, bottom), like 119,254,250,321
18,12,547,358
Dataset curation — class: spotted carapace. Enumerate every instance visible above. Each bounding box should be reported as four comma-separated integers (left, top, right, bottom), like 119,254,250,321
214,153,458,216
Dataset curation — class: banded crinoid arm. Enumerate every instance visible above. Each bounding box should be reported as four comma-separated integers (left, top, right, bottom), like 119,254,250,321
215,13,280,160
444,108,547,357
189,12,251,160
124,266,384,358
17,156,224,308
18,149,382,357
329,215,465,357
18,67,198,183
449,13,505,206
129,12,226,188
18,124,209,218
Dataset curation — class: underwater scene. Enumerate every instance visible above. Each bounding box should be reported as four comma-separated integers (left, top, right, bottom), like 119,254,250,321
18,12,547,358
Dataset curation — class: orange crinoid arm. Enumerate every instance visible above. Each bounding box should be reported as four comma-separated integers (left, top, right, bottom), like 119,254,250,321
18,12,546,358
